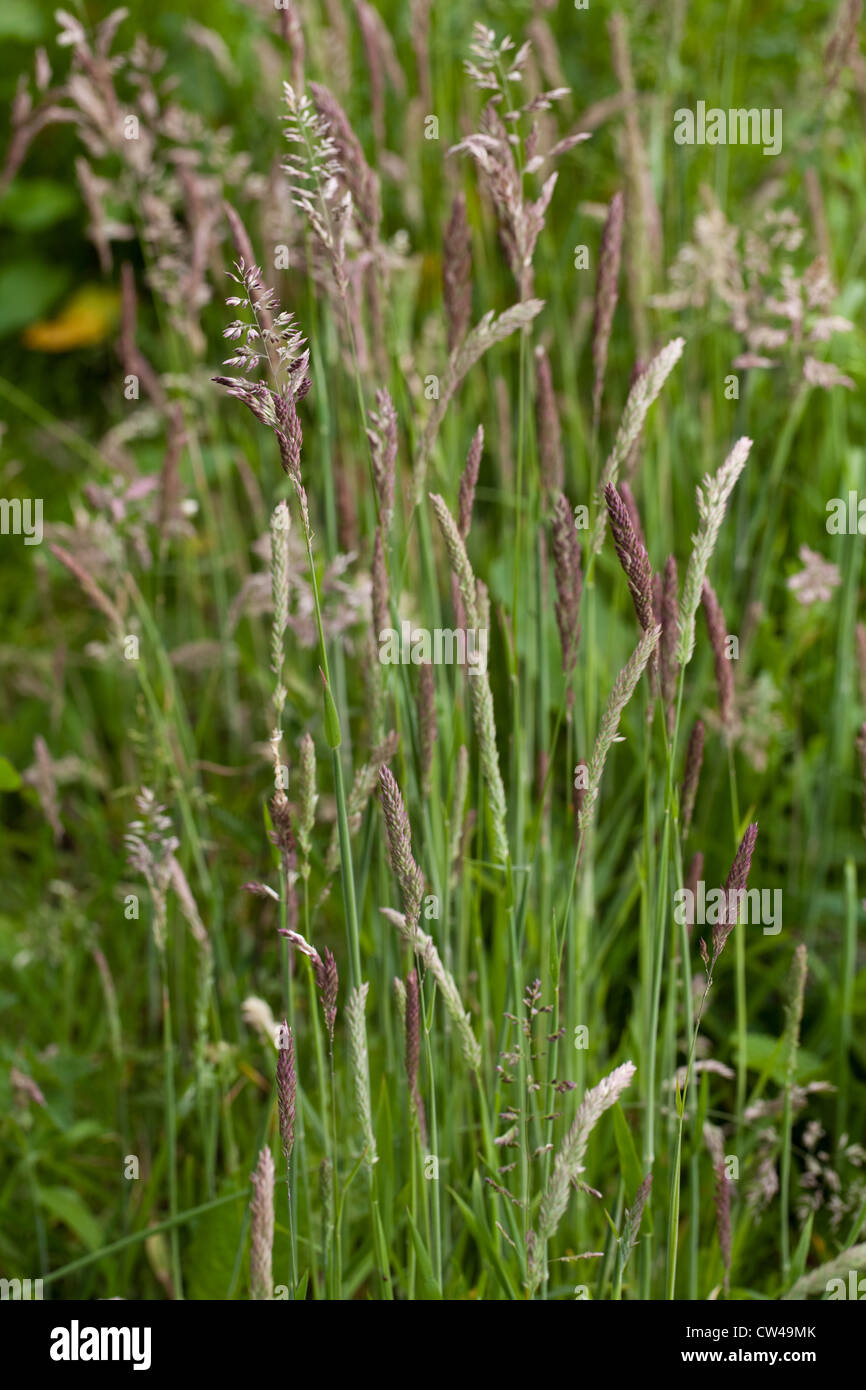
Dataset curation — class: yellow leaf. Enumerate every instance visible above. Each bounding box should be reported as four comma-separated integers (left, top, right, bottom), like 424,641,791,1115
23,285,120,352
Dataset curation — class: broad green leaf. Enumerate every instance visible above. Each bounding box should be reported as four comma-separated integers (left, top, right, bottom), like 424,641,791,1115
0,262,73,339
405,1210,442,1300
186,1188,246,1300
746,1032,821,1084
0,180,78,231
37,1186,102,1253
0,0,48,40
791,1211,814,1284
0,757,21,791
612,1102,648,1222
448,1179,520,1300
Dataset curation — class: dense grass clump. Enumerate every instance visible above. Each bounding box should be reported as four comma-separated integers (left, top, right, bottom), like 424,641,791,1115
0,1,864,1301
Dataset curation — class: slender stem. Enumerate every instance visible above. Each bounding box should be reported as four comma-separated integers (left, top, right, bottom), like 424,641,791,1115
159,952,183,1300
666,976,713,1299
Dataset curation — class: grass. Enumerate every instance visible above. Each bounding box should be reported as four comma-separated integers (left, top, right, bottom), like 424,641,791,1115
0,0,865,1302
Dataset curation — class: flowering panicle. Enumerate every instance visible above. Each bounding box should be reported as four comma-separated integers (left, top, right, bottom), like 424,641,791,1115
418,662,437,799
702,580,735,733
551,492,582,677
681,720,705,837
380,908,481,1072
452,25,587,301
379,766,425,932
366,388,397,531
592,190,624,431
535,345,564,496
413,298,543,501
617,1172,652,1282
608,12,663,355
279,928,339,1044
49,543,124,637
705,1124,732,1293
578,627,661,835
652,189,854,386
619,480,646,554
684,852,704,935
591,337,685,556
371,526,389,639
458,426,483,539
282,82,352,297
296,732,317,880
529,1060,637,1293
354,0,405,145
787,545,841,605
677,438,751,667
452,426,483,627
4,12,239,350
323,731,399,877
249,1146,275,1300
125,788,180,953
118,260,166,409
309,81,381,239
449,744,470,887
429,493,510,863
463,24,533,94
308,79,386,362
278,1,305,91
214,261,316,546
276,1020,296,1167
701,823,759,972
347,982,377,1170
270,501,290,727
452,115,582,304
661,555,680,733
404,969,427,1144
216,259,310,403
604,483,654,636
443,192,473,352
783,944,808,1086
30,734,63,845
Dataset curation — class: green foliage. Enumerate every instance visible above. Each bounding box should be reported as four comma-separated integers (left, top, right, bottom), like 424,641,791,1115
0,0,864,1303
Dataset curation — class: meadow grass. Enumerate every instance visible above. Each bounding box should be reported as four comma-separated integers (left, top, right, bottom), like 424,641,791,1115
0,0,864,1302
